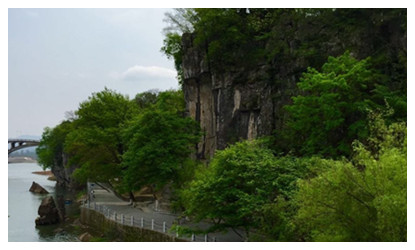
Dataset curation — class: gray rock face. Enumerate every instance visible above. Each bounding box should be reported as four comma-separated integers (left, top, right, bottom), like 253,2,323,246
51,153,82,191
29,181,49,194
181,16,406,161
35,196,63,225
182,33,278,160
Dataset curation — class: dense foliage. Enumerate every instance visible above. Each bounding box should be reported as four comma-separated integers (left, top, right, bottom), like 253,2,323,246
37,120,73,170
122,91,200,192
282,52,376,157
180,140,317,240
296,113,406,241
65,88,138,183
37,88,200,199
181,140,278,239
178,113,406,241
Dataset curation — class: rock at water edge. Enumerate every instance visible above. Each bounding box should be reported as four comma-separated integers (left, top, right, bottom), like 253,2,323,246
35,196,61,225
29,181,49,194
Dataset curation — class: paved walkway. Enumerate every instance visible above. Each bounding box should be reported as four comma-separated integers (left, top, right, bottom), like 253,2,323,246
85,182,243,242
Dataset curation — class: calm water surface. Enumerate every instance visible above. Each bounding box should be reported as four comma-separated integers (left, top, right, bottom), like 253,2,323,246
8,162,80,242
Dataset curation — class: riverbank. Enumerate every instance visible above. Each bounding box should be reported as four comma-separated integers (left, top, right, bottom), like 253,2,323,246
8,156,37,164
32,170,52,175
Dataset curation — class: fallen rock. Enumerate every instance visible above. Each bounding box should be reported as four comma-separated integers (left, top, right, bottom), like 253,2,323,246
35,196,61,225
79,232,93,242
29,181,49,194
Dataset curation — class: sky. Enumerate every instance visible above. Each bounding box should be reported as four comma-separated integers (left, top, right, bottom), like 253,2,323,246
8,8,178,138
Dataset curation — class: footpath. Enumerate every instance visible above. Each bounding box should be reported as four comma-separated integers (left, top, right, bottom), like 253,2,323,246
84,182,243,242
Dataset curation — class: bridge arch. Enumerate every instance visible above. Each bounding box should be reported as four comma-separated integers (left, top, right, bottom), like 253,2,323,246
8,139,40,155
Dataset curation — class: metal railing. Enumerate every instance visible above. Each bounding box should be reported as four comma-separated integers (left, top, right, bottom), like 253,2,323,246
82,201,217,242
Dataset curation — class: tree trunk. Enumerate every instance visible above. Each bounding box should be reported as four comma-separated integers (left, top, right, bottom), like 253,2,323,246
129,191,135,202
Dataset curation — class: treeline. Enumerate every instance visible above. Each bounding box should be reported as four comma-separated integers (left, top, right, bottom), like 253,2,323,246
36,89,201,198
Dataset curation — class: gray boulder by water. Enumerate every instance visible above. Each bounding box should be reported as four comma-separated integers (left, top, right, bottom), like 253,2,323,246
35,196,62,225
29,181,49,194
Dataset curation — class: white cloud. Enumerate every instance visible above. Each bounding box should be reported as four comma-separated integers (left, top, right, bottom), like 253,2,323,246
113,65,177,81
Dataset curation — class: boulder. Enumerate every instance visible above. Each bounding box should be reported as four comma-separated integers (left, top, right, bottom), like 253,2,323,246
29,181,49,194
35,196,62,225
79,232,93,242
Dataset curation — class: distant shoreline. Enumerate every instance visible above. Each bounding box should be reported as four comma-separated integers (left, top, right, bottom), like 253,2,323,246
32,170,52,176
8,156,38,164
32,170,56,181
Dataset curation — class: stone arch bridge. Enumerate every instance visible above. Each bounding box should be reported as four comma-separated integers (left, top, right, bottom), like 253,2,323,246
8,139,40,155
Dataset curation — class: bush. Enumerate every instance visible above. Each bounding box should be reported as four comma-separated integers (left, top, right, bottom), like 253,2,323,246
295,114,406,241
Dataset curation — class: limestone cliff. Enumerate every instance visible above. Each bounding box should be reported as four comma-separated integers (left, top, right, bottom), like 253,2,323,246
182,33,283,160
181,10,406,159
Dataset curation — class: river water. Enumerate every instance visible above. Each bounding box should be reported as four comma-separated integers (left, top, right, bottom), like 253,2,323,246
8,162,81,242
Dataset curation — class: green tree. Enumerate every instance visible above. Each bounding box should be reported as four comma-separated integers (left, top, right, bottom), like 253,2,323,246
180,139,325,241
253,156,323,241
180,140,295,240
295,113,406,241
65,88,138,184
154,89,186,113
282,52,379,157
121,109,200,192
161,33,185,85
134,89,159,109
37,120,73,170
161,8,198,85
121,90,199,193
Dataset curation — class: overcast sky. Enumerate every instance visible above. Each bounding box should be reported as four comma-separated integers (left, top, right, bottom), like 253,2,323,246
8,8,178,138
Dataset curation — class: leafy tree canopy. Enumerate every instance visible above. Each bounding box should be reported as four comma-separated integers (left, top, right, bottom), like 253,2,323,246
36,120,73,170
282,52,374,157
66,88,139,184
295,113,406,241
281,52,405,157
180,139,314,240
121,91,200,192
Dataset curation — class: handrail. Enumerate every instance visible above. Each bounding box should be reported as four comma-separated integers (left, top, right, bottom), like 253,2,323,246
82,201,217,242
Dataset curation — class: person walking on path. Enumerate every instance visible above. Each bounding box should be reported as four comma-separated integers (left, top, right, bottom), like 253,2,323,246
89,189,95,201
